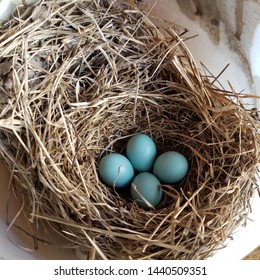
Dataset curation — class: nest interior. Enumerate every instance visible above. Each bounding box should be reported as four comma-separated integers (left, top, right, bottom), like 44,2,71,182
0,0,259,259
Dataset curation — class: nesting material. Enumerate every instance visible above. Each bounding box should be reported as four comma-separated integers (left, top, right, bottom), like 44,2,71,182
0,0,259,260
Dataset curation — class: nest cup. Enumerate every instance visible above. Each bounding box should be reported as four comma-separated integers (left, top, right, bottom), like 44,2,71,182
0,0,259,259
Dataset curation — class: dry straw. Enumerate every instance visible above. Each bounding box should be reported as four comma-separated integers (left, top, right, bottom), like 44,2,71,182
0,0,259,259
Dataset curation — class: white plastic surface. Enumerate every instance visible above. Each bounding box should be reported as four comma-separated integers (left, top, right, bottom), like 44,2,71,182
0,0,259,260
0,0,37,21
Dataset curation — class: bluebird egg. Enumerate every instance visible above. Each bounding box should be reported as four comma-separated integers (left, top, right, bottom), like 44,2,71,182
131,172,162,209
153,151,188,184
99,153,134,188
126,134,157,172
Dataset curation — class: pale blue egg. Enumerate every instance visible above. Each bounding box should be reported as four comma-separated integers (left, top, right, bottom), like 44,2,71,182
153,151,188,184
99,153,134,188
131,172,162,209
126,134,157,172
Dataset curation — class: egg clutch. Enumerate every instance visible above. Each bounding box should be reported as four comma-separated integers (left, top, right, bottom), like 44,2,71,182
98,134,188,210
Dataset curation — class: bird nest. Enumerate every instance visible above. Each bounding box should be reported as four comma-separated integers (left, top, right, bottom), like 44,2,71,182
0,0,259,260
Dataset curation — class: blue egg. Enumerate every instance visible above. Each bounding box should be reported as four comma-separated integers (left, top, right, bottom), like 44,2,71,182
126,134,157,172
153,151,188,184
99,153,134,188
131,172,162,209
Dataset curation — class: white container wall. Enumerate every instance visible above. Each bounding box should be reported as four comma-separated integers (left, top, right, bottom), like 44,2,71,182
0,0,37,21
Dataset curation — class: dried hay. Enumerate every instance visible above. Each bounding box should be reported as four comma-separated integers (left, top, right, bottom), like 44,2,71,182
0,0,259,259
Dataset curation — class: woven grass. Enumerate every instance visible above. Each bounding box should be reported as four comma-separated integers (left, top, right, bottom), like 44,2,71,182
0,0,259,259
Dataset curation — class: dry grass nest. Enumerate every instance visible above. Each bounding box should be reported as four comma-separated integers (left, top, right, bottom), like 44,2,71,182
0,0,259,260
